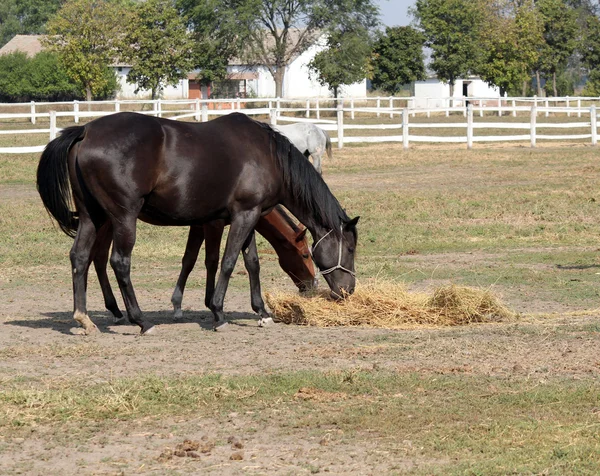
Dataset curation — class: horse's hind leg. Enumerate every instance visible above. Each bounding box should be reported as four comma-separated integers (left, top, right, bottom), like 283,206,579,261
209,208,261,330
241,230,272,326
70,212,99,334
109,213,155,335
203,221,225,309
171,225,205,319
91,222,125,322
311,151,323,174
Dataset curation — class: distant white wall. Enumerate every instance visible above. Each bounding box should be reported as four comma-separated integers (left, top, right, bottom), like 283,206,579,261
413,78,500,108
114,67,188,99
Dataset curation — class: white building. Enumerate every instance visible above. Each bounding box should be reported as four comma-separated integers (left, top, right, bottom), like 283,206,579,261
412,76,501,108
0,34,366,100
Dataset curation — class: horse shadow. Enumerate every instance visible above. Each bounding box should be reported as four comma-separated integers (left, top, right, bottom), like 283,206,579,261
555,264,600,271
3,309,261,335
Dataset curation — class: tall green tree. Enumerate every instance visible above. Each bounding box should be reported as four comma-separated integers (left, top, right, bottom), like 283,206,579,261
581,14,600,95
536,0,578,96
412,0,483,96
370,26,426,94
44,0,125,101
177,0,241,86
476,0,543,96
179,0,380,98
122,0,194,99
0,0,63,48
308,27,372,98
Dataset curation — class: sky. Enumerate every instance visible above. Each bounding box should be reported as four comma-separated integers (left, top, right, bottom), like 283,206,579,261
375,0,415,27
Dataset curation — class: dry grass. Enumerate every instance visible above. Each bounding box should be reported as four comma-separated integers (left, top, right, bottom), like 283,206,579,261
266,279,515,328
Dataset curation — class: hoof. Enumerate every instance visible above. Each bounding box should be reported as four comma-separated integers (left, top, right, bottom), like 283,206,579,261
173,308,183,320
74,311,98,335
213,321,230,332
141,325,157,336
258,317,274,327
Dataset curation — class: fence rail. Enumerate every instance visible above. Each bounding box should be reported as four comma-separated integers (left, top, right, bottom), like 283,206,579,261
1,97,599,153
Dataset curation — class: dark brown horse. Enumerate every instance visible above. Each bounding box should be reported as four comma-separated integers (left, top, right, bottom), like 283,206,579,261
37,112,358,335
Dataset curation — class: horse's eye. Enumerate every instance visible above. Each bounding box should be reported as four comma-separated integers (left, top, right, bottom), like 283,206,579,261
302,253,310,259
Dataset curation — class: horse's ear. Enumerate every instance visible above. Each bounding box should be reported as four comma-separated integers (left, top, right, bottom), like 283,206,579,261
344,216,360,230
295,227,308,242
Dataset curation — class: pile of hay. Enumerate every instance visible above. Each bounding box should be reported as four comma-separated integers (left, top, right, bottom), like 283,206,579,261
265,280,515,328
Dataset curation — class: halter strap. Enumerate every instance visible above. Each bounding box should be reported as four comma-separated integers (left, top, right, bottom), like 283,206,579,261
311,225,356,277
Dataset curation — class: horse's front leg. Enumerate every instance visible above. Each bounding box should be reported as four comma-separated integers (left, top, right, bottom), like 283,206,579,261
171,225,205,319
241,230,272,326
209,209,261,330
203,221,225,309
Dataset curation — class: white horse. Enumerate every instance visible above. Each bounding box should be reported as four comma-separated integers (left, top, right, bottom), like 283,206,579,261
276,123,332,174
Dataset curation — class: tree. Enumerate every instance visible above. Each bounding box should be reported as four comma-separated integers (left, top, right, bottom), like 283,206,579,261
0,0,63,48
179,0,380,98
122,0,194,99
536,0,578,96
412,0,483,96
370,26,426,94
177,0,242,86
476,0,543,96
308,28,372,98
44,0,125,101
581,14,600,95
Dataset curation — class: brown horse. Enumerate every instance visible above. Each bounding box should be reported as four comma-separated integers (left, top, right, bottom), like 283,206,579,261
37,112,358,335
88,205,316,323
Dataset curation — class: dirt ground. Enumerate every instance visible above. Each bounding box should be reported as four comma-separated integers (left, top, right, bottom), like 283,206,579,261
1,283,600,475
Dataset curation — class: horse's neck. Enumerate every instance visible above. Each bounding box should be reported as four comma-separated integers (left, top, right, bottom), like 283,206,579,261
282,199,327,239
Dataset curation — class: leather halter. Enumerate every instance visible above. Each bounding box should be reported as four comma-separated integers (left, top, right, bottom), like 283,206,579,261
311,226,356,277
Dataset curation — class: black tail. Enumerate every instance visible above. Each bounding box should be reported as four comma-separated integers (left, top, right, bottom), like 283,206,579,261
37,126,85,237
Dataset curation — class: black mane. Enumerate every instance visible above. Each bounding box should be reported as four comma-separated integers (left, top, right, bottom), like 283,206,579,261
256,120,349,235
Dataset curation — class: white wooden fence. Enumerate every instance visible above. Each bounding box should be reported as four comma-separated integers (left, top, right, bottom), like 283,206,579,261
1,97,599,153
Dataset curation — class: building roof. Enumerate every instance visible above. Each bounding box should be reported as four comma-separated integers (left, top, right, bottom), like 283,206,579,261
0,35,44,57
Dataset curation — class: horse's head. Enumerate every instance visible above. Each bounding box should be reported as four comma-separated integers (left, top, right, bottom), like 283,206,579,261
311,217,359,300
279,227,317,293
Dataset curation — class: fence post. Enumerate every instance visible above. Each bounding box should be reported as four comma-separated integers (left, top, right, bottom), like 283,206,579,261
467,104,473,150
350,98,355,120
276,97,281,117
578,98,582,118
567,96,570,117
530,105,537,148
389,97,394,118
115,100,120,113
270,108,278,126
231,100,235,112
402,108,409,150
426,97,430,118
237,97,241,110
49,111,57,141
337,102,344,149
201,102,208,122
512,100,516,118
306,99,310,118
73,100,79,124
533,95,538,117
446,98,449,117
376,97,381,117
30,101,36,125
153,99,158,116
158,99,163,117
195,98,200,121
545,98,549,118
591,105,597,146
498,96,502,117
316,98,320,120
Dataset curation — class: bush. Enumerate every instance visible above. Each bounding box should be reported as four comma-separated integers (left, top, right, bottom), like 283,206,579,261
0,51,118,102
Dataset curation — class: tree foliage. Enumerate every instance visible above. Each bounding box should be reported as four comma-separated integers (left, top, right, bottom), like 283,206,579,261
180,0,379,98
122,0,194,99
413,0,483,96
308,28,372,98
476,0,544,96
370,26,426,94
536,0,579,96
0,0,63,48
44,0,125,101
0,51,116,101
